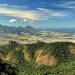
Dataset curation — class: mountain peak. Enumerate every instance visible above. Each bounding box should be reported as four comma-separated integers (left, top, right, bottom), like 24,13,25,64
25,26,34,29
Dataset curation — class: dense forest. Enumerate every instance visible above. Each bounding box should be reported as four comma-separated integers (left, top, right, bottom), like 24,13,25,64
0,41,75,75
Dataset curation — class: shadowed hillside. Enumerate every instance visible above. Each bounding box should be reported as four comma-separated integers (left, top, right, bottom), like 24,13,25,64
0,59,17,75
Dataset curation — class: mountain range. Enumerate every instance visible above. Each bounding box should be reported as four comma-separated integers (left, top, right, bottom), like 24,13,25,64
0,24,38,34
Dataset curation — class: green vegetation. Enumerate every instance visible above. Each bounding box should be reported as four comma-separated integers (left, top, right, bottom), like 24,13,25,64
0,42,75,75
0,59,18,75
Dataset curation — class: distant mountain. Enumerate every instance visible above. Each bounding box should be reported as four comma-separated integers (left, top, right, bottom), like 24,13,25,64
0,24,38,34
24,26,37,34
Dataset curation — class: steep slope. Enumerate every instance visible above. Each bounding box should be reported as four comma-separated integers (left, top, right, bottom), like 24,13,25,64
0,42,74,65
0,42,75,75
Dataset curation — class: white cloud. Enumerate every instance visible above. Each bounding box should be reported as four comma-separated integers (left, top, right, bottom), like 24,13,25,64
0,3,28,9
0,4,70,21
0,7,40,20
9,19,17,23
57,1,75,9
0,4,8,7
23,19,27,22
50,13,66,17
37,8,68,17
37,8,50,12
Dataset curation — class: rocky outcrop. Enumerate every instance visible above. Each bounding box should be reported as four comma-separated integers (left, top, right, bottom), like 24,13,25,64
35,50,57,66
69,45,75,54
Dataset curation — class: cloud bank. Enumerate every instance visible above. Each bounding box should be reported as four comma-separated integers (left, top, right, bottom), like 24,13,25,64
57,1,75,9
0,4,69,21
37,8,68,19
0,7,39,20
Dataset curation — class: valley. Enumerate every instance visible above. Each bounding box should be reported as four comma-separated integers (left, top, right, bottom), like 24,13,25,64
0,25,75,75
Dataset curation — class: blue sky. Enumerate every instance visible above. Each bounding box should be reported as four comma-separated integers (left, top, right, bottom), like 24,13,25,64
0,0,75,28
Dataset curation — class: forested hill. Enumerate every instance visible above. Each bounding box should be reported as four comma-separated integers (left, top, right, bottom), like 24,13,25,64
0,42,75,75
0,24,38,34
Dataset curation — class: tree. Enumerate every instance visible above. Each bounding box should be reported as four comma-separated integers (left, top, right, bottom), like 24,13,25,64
0,59,18,75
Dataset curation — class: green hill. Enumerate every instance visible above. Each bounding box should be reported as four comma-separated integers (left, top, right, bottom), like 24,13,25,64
0,42,75,75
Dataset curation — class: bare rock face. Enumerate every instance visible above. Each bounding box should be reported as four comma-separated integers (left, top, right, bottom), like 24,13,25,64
5,52,17,64
23,46,31,62
35,50,57,66
5,52,13,61
23,50,31,62
69,46,75,54
9,41,19,46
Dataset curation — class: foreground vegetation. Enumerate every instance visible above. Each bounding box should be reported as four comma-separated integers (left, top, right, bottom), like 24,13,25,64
0,41,75,75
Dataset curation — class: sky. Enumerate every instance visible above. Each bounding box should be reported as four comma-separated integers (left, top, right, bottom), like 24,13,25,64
0,0,75,28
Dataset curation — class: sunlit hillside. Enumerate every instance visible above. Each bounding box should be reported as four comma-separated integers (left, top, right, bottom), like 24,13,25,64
0,41,75,75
